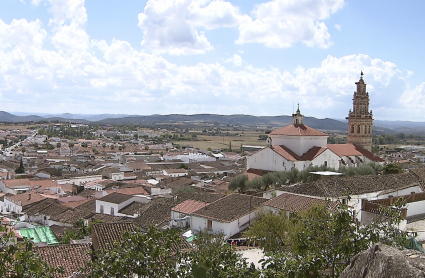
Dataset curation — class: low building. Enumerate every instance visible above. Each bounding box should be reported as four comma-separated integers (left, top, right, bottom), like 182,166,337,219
191,193,267,239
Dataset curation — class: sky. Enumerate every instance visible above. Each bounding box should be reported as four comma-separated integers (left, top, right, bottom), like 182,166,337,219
1,0,425,121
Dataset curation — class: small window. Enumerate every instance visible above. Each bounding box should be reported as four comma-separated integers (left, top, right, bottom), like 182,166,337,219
100,205,104,214
207,220,212,231
111,207,115,216
357,126,360,133
324,161,327,167
351,125,354,134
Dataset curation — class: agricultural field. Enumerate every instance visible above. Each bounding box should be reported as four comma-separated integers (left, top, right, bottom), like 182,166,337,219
175,131,267,151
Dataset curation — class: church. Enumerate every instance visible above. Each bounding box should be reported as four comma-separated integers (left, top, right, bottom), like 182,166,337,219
247,73,383,172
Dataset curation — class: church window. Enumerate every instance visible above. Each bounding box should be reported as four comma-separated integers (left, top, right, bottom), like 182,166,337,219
351,125,354,133
357,125,360,133
324,161,328,167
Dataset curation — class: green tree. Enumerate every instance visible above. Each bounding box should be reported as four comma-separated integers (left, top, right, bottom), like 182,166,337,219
15,158,25,174
0,224,63,277
178,163,189,170
87,226,185,278
383,163,403,174
228,174,249,193
183,230,259,278
246,201,410,278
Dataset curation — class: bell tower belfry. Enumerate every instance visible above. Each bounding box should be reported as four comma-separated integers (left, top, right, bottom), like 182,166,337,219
346,72,373,151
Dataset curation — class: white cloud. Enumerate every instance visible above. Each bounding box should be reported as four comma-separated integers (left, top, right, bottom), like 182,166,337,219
236,0,344,48
400,83,425,117
137,0,248,55
0,19,46,50
46,0,89,52
335,24,341,31
0,0,415,120
225,54,242,66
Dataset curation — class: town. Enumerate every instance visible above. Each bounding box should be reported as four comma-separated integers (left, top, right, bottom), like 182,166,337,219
1,76,425,277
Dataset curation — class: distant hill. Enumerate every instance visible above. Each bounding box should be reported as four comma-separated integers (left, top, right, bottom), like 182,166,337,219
0,111,44,122
0,111,422,134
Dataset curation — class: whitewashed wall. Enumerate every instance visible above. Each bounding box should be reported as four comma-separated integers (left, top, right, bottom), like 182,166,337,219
269,135,327,157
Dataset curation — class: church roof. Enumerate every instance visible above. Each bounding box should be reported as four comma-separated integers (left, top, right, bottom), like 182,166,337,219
301,147,327,161
271,145,303,162
327,143,383,162
269,124,328,136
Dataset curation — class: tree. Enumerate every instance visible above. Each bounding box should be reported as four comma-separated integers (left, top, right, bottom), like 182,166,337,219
181,230,259,278
178,163,189,170
228,174,249,193
258,135,268,140
86,226,185,277
245,201,410,278
0,223,63,277
383,163,403,174
56,143,61,148
15,158,25,174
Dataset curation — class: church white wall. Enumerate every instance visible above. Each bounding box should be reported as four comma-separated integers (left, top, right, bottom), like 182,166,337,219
247,148,294,172
270,135,327,156
311,149,343,170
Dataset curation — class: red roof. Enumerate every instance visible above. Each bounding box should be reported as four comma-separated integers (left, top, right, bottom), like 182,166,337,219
172,199,207,214
269,124,328,136
271,145,303,162
327,143,383,162
301,146,327,161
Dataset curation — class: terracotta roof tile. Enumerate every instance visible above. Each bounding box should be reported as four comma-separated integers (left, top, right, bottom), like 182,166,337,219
192,193,267,223
98,192,134,204
172,199,208,214
327,143,383,162
269,124,328,136
35,243,91,278
271,145,303,162
92,222,136,250
281,172,419,198
301,146,327,161
265,192,339,212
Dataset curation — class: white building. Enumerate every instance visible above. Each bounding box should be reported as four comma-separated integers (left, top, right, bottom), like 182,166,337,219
247,106,383,172
190,193,267,239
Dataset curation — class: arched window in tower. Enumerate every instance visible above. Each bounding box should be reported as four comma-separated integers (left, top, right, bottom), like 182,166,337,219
357,125,360,133
296,119,299,125
351,125,354,134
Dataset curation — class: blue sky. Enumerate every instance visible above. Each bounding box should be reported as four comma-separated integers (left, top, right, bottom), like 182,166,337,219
1,0,425,121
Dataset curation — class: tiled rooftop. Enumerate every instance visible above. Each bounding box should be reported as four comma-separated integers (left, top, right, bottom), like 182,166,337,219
281,172,420,198
269,124,328,136
192,193,267,223
265,192,339,212
91,222,136,250
35,243,91,278
98,192,134,204
172,199,207,214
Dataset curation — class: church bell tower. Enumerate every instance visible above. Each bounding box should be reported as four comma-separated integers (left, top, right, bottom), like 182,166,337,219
346,72,373,151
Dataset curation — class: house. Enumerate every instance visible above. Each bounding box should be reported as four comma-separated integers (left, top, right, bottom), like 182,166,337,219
170,199,207,228
0,178,32,194
163,168,188,177
279,171,422,227
95,192,150,217
190,193,267,239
